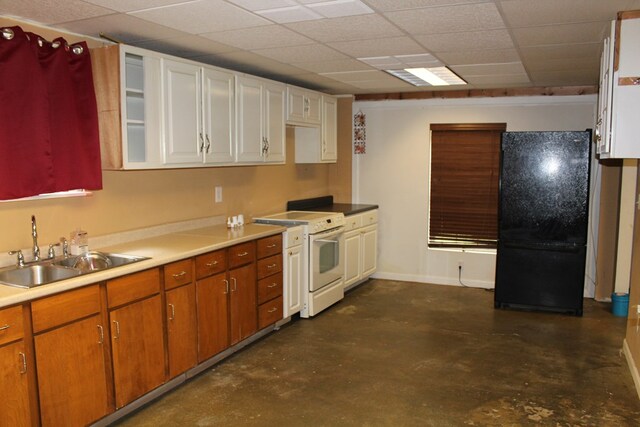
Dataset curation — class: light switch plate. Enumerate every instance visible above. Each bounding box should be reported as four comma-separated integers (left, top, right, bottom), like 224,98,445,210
215,186,223,203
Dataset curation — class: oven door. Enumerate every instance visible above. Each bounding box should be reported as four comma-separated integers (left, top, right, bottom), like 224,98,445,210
309,226,344,292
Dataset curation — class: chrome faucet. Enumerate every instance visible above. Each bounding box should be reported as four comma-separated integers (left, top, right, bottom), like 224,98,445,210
31,215,40,262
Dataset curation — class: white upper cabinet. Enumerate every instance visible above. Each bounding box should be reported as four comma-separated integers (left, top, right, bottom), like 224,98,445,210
202,68,235,165
321,95,337,162
236,75,285,164
287,86,321,126
597,13,640,158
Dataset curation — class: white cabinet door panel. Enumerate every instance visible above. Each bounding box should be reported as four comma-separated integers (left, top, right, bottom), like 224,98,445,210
203,68,235,164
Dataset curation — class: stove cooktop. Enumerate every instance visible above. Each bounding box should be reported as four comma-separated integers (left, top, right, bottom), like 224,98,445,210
253,210,345,232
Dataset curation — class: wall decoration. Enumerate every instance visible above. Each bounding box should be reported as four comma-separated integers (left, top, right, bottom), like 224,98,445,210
354,110,366,154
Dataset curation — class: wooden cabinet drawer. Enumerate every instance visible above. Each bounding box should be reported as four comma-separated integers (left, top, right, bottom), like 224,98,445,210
362,209,378,226
228,241,255,269
0,305,24,344
164,259,193,290
257,254,282,279
344,214,362,232
258,296,283,329
32,285,101,333
107,268,160,308
258,272,282,304
195,250,226,279
257,234,282,259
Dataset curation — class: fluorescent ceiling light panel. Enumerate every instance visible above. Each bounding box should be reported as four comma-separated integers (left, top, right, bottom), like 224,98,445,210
386,67,467,86
307,0,374,18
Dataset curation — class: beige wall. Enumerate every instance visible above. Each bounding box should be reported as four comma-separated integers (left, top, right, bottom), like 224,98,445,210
0,18,352,253
625,165,640,393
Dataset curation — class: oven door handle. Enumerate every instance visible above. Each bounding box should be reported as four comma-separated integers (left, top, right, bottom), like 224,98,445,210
315,239,339,244
312,226,344,240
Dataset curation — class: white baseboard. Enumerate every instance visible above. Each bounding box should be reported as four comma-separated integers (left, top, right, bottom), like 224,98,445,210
372,271,494,289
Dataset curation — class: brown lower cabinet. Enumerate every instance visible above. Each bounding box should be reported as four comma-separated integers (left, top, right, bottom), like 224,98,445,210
166,283,198,378
0,339,32,427
107,269,166,409
229,263,257,345
196,272,230,362
31,285,112,427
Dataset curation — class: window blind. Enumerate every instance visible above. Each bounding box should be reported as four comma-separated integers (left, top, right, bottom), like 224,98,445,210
429,123,506,249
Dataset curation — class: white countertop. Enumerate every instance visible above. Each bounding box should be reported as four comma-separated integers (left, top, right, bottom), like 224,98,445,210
0,223,285,308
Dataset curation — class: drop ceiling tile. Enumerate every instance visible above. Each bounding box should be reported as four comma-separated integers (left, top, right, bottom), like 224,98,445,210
292,58,375,73
519,43,601,63
525,57,599,72
451,62,526,76
133,35,238,57
528,69,600,86
499,0,640,27
129,0,271,34
320,69,396,83
1,0,114,24
257,6,323,23
415,29,514,52
512,21,611,47
437,48,520,65
52,13,186,43
328,36,425,57
384,2,505,35
200,50,309,74
464,73,530,85
201,25,315,50
364,0,490,12
226,0,297,11
83,0,190,13
284,14,404,42
253,44,349,62
351,79,414,90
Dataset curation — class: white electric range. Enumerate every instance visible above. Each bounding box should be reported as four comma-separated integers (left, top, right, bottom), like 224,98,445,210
253,211,345,317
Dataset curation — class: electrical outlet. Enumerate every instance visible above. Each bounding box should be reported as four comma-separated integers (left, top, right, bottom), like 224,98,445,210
214,186,222,203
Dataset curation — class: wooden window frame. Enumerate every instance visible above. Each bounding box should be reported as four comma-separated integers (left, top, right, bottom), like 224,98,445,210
428,123,506,249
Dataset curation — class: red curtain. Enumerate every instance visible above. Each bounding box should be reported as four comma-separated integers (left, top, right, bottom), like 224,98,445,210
0,26,102,200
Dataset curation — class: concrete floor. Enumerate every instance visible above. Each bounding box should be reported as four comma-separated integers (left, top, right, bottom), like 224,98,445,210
115,280,640,426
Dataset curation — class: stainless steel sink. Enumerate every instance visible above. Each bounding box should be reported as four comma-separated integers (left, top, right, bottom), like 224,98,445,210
0,265,82,288
0,252,149,288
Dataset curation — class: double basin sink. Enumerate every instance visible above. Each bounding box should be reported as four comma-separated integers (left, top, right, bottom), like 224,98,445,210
0,252,149,289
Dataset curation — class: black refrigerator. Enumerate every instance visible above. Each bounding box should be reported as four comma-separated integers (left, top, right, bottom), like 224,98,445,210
494,131,591,316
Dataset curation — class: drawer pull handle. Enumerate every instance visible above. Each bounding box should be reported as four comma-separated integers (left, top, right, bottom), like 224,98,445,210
267,283,278,288
172,271,187,279
231,277,237,292
294,236,299,241
206,260,218,267
0,324,10,331
113,320,120,340
237,251,249,257
224,279,230,294
19,352,27,374
267,263,277,269
267,307,277,313
267,243,277,248
168,303,175,321
97,325,104,344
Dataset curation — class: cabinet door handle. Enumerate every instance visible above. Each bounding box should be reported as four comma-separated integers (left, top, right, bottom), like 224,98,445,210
205,134,211,153
289,251,293,256
19,352,27,374
206,260,218,267
267,263,277,269
168,303,175,321
237,251,249,257
113,320,120,340
172,271,187,279
97,324,104,344
231,277,237,292
223,279,230,294
0,324,9,331
267,307,277,313
267,282,278,288
199,132,205,153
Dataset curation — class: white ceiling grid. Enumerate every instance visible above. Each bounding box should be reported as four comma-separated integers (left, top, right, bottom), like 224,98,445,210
2,0,640,94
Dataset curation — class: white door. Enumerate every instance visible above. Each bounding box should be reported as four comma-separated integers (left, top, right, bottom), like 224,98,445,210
285,244,302,317
162,59,202,165
202,68,235,164
343,229,362,288
264,82,286,163
361,225,377,278
235,76,264,162
321,96,337,162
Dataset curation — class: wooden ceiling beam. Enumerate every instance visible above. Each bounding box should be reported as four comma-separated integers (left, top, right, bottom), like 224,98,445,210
354,86,598,101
